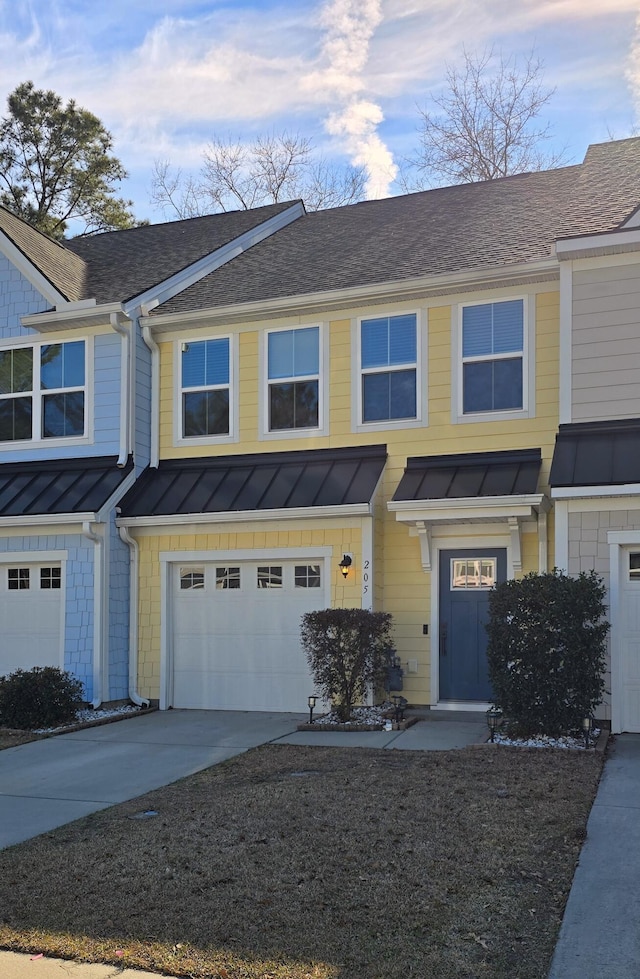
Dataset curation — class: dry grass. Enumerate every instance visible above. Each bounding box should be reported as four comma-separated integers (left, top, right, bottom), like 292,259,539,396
0,728,41,750
0,743,602,979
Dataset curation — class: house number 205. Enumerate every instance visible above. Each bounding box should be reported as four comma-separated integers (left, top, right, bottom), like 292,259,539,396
362,559,370,595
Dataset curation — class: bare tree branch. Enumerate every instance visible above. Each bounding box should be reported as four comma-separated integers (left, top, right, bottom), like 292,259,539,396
150,131,366,218
406,48,567,189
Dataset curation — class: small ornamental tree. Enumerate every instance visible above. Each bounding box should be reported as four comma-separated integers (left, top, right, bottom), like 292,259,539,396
300,608,393,721
486,570,609,735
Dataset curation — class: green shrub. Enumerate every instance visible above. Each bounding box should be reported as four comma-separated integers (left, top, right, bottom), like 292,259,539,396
0,666,84,730
300,608,393,721
486,569,609,735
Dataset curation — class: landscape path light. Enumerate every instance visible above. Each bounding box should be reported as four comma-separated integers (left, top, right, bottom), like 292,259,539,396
582,716,592,749
308,695,317,725
486,707,503,743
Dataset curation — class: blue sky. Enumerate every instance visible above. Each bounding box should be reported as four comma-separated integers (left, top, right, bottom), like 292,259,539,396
0,0,639,223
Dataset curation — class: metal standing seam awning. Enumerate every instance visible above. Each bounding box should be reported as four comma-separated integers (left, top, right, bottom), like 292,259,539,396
117,444,388,524
550,419,640,497
388,448,548,572
0,456,134,525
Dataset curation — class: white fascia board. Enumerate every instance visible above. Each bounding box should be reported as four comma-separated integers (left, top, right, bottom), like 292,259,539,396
556,227,640,261
0,231,68,307
551,483,640,500
22,301,127,332
388,494,545,523
145,258,560,333
117,501,372,529
124,202,305,318
0,511,97,529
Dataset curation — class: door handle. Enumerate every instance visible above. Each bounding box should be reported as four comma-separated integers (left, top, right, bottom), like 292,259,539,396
440,624,448,657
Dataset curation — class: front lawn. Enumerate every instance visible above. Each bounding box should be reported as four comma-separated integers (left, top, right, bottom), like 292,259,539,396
0,743,602,979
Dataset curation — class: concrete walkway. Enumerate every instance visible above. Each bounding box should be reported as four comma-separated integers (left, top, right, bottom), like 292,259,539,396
548,732,640,978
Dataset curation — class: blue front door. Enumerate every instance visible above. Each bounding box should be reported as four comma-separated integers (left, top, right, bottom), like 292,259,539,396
438,549,506,702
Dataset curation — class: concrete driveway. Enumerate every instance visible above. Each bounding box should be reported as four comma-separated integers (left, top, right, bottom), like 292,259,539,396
0,709,304,849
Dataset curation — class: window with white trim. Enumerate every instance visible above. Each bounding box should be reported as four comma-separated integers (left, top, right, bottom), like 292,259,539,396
461,300,524,414
267,326,319,431
181,338,230,438
359,313,417,423
0,340,85,442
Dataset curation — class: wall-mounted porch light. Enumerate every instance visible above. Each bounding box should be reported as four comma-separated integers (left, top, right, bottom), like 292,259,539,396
338,554,353,578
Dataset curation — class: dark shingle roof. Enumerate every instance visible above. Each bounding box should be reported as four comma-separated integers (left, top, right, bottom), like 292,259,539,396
393,449,542,502
65,201,299,304
0,456,133,517
119,444,387,518
0,205,87,301
154,138,640,315
550,419,640,487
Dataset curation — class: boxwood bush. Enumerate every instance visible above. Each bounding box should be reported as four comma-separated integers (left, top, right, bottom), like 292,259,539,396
300,608,393,721
0,666,84,730
486,570,609,736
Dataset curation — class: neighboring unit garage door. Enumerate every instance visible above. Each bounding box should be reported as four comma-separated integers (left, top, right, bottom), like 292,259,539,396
0,563,62,677
171,560,327,711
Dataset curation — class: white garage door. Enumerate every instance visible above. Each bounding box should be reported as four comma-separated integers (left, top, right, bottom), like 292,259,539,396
172,560,327,711
0,563,62,678
619,549,640,732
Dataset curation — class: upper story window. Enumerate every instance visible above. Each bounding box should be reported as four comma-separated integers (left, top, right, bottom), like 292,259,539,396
267,326,320,431
0,340,85,443
181,337,230,438
461,300,524,414
359,313,417,423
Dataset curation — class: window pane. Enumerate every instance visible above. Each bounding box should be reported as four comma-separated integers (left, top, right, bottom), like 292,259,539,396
42,392,84,438
493,358,523,410
463,301,523,357
295,565,321,588
363,369,416,422
41,567,61,589
0,397,32,440
361,319,389,368
268,328,318,379
463,361,493,413
183,390,229,437
0,348,32,395
462,305,493,357
630,553,640,581
182,339,229,388
257,566,283,588
8,568,29,590
493,301,523,353
180,567,205,590
293,327,319,376
41,341,85,390
269,380,318,430
389,314,417,365
216,567,240,590
268,330,294,379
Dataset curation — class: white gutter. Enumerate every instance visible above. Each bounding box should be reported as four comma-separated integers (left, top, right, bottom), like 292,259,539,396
116,501,373,529
110,313,132,467
82,520,104,709
145,257,561,332
22,301,125,332
118,524,149,707
140,311,160,469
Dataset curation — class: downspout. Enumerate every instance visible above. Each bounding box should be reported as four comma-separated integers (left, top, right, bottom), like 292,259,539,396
82,520,104,708
118,523,149,707
109,312,131,468
140,305,160,469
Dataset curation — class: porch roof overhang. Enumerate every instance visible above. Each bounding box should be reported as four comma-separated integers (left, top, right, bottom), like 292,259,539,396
0,456,135,528
388,449,547,572
117,444,387,527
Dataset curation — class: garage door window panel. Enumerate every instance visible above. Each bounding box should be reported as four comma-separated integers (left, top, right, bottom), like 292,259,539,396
216,567,240,590
295,564,321,588
258,566,283,588
180,567,205,590
40,567,61,589
8,567,29,590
